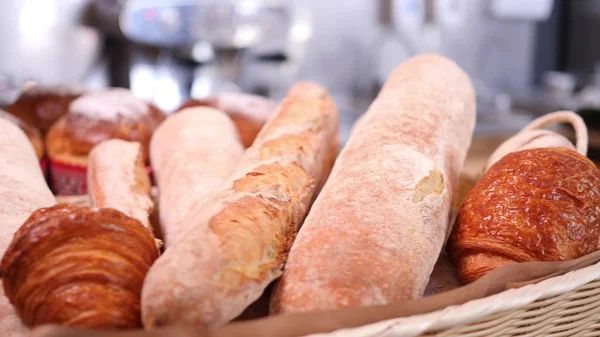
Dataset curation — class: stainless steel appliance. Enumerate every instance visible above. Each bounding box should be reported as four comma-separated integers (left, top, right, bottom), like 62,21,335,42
117,0,298,112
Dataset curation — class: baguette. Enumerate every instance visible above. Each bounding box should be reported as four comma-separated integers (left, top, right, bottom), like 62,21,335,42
271,54,476,313
177,92,277,148
141,82,339,327
0,117,56,336
150,107,245,246
87,139,154,230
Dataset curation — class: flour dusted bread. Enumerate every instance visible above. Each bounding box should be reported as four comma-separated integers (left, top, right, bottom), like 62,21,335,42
88,139,154,230
46,88,165,167
141,82,339,327
271,54,476,313
177,92,277,147
45,88,165,195
0,117,56,336
150,107,245,246
0,110,45,160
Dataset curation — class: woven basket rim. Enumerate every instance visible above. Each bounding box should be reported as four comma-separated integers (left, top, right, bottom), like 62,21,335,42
306,261,600,337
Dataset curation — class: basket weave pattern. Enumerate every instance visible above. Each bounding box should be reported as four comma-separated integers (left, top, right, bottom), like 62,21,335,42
425,279,600,337
311,262,600,337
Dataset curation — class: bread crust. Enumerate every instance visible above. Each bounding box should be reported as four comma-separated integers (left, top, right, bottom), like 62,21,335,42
141,82,339,327
46,89,165,167
0,117,55,337
0,110,44,160
88,140,154,230
5,84,85,134
450,148,600,283
177,92,277,148
149,107,245,246
271,54,476,313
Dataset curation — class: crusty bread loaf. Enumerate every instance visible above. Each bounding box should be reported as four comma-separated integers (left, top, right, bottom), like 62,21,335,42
149,107,245,246
141,82,339,327
271,54,476,313
177,92,277,148
0,117,56,337
88,139,154,230
46,88,165,167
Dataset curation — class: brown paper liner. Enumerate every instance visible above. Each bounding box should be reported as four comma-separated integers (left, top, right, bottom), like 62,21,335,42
29,249,600,337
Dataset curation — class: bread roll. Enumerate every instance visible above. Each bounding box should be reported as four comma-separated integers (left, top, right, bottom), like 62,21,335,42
0,117,56,337
88,140,154,230
6,84,85,134
45,88,165,195
141,82,339,327
271,54,476,313
177,92,277,147
0,205,159,329
150,107,245,246
450,148,600,283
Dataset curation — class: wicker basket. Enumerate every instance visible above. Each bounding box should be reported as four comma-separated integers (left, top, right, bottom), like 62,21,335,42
309,262,600,337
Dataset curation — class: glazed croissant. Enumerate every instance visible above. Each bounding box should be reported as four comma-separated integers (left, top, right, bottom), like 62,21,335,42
449,147,600,284
0,205,159,329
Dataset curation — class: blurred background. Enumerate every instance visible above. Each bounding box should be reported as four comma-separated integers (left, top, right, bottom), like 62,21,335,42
2,0,600,147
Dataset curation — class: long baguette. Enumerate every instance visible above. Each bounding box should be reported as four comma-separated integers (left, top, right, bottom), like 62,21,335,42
0,117,56,336
271,54,476,313
87,139,154,229
141,82,339,327
149,108,245,246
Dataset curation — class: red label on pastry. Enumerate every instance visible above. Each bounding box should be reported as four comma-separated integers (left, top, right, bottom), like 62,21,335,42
40,158,48,175
49,160,154,196
49,159,87,195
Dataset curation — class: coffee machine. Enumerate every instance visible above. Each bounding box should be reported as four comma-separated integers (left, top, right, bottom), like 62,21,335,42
116,0,302,112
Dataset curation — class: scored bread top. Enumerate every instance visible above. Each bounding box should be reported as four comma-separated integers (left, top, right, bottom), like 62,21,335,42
45,89,165,166
70,88,150,121
141,81,339,327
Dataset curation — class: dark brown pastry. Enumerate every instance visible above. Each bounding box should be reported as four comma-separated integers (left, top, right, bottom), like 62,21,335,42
5,84,86,134
449,147,600,284
0,204,159,329
45,88,165,194
177,92,276,148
